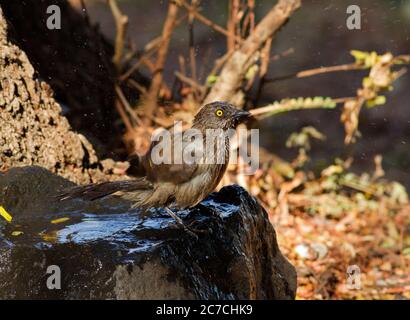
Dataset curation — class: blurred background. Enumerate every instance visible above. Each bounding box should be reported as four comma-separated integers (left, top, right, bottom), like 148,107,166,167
1,0,408,299
82,0,410,188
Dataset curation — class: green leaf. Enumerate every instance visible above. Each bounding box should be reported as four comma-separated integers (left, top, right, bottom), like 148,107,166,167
367,95,386,108
206,75,218,85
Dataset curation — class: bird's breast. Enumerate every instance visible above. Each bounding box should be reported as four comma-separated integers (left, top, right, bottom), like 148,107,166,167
173,163,226,209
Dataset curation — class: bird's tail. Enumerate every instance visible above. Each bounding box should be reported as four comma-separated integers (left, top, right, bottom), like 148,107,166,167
55,178,153,202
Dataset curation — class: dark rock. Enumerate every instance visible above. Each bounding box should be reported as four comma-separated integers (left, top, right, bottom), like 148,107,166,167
0,166,296,299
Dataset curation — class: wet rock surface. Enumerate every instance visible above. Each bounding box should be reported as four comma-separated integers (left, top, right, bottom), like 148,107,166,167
0,166,296,299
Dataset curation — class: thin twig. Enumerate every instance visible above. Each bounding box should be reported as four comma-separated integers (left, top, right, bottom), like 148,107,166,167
137,110,174,128
297,63,363,78
175,71,205,94
254,47,295,103
253,37,273,103
266,53,410,83
115,85,142,126
248,0,255,31
188,1,197,68
114,99,133,132
119,13,188,82
208,50,234,77
122,41,138,65
227,0,240,51
266,63,363,82
204,0,302,104
120,54,155,82
178,55,187,82
271,47,295,61
188,0,198,97
242,0,255,38
127,78,147,94
178,0,242,43
393,55,410,64
250,97,355,118
108,0,128,70
143,1,179,123
333,97,356,104
391,67,407,81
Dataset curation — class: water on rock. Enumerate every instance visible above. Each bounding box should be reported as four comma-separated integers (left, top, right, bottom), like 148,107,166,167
0,166,296,299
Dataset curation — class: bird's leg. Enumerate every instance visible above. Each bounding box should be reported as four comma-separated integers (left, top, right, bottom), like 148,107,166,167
164,207,198,239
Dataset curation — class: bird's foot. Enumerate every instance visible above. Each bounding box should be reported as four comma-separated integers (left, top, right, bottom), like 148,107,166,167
164,207,200,240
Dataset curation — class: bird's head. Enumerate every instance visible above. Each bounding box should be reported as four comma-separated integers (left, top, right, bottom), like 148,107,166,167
192,101,251,130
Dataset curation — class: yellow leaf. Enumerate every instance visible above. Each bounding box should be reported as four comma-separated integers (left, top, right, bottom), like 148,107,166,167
51,217,70,224
51,218,70,224
0,206,12,223
11,231,23,236
351,50,368,61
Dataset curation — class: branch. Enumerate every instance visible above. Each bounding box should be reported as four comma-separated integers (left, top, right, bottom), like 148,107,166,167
208,50,234,77
175,71,205,94
115,85,142,126
142,1,179,123
178,0,242,43
108,0,128,70
250,52,410,145
242,0,255,37
253,37,273,103
266,63,363,82
120,55,155,82
227,0,240,51
114,99,133,132
188,0,198,89
127,78,147,94
119,13,188,82
250,96,348,118
267,54,410,82
203,0,302,105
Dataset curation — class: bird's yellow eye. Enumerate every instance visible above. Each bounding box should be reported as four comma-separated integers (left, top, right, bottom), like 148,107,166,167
215,109,223,117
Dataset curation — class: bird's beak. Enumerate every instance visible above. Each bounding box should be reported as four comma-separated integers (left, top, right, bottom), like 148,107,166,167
233,110,252,123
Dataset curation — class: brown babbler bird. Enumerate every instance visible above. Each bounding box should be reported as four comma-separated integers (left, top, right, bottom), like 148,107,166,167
57,101,251,235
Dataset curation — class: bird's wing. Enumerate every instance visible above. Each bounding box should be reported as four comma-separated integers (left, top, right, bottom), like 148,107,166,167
141,131,203,184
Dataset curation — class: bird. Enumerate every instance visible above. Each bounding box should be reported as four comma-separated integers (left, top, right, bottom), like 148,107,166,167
57,101,251,235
